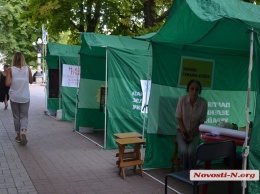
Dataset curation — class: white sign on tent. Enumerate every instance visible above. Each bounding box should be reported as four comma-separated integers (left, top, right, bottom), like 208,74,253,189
140,80,151,113
62,64,81,87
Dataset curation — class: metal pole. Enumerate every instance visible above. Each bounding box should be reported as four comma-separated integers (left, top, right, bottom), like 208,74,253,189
141,43,152,158
58,56,61,110
242,27,254,194
74,55,81,131
104,47,108,149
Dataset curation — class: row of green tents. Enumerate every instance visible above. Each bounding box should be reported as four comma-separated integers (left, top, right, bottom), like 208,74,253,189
44,0,260,193
76,33,151,149
45,42,80,121
45,33,152,150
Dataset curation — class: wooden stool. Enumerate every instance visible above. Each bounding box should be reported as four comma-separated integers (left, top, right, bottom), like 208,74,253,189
115,137,145,179
114,132,142,139
171,137,180,172
114,132,142,169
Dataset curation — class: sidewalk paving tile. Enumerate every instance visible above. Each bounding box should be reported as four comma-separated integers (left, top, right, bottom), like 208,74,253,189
0,84,165,194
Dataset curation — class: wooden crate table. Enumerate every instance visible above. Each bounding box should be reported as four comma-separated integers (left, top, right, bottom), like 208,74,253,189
114,132,142,139
115,137,145,180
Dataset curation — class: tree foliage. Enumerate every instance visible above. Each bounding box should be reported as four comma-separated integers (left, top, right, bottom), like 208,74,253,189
22,0,173,44
0,0,41,65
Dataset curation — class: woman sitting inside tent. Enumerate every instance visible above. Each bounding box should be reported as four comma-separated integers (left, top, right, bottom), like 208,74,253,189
175,79,208,170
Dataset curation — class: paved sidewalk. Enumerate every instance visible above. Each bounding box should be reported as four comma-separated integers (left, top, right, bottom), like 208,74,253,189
0,84,165,194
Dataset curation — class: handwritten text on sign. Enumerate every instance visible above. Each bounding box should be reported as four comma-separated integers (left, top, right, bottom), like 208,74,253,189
62,64,81,87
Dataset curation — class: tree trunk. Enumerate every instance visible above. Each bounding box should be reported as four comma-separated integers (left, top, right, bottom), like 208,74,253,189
86,0,102,32
143,0,155,28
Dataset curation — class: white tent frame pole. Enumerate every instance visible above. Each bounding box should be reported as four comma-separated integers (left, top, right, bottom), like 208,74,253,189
58,56,62,110
242,27,254,194
141,59,149,138
44,79,48,113
104,47,108,149
141,43,152,159
74,55,80,131
43,44,48,113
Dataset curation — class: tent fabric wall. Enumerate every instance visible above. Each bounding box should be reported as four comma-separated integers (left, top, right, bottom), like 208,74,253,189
106,48,152,148
76,53,106,130
45,42,80,121
144,1,260,193
75,33,151,149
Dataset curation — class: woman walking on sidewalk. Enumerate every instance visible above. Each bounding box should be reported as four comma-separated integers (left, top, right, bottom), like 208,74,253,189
5,52,33,145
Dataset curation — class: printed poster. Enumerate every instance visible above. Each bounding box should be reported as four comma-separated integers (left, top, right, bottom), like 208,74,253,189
140,80,151,113
179,56,214,88
62,64,81,88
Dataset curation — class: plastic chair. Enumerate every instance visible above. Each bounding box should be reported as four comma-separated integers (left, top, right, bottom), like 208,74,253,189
165,140,236,194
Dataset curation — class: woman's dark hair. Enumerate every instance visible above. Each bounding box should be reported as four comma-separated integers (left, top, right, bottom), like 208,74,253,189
186,79,202,94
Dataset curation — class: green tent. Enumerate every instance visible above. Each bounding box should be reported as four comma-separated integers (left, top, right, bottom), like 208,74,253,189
45,42,81,121
143,0,260,193
75,33,152,149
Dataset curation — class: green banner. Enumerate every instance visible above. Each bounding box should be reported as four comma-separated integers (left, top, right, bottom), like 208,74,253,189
147,84,256,136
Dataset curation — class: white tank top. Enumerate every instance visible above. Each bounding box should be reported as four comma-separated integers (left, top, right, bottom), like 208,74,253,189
9,66,30,103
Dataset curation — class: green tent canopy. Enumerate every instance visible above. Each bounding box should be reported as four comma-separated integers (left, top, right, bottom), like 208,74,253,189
45,42,80,121
76,33,152,149
144,0,260,193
